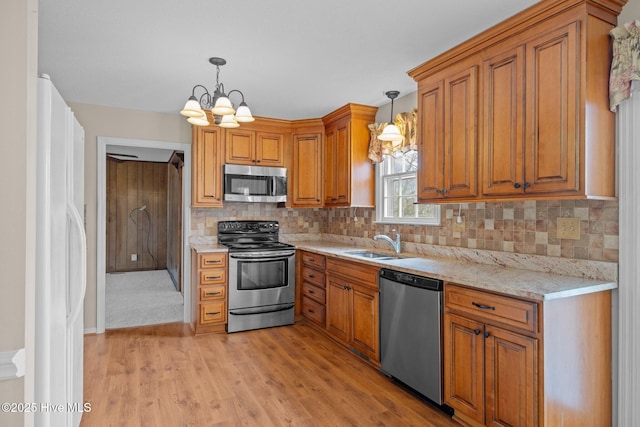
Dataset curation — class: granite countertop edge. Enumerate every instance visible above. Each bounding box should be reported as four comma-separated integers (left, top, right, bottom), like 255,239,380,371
293,241,617,302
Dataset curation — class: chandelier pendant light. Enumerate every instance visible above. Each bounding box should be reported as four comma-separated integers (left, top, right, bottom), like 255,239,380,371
180,57,255,127
378,90,403,144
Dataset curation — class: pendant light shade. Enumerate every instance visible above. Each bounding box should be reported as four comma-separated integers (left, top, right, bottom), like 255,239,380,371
211,95,235,116
378,90,404,143
218,114,240,128
180,96,204,118
181,57,253,127
234,102,255,122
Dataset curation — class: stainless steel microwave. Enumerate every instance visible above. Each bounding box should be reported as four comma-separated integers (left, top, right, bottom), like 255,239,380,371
223,164,287,203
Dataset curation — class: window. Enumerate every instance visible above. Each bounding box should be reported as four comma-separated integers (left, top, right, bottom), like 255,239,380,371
375,150,440,225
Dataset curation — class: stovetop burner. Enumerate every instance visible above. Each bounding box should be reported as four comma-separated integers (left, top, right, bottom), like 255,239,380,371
218,220,294,252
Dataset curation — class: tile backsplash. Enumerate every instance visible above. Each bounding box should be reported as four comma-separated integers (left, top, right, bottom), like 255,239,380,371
191,199,619,263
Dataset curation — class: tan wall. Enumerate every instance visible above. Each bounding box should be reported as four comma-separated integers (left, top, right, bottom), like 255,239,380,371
68,102,191,330
0,0,37,425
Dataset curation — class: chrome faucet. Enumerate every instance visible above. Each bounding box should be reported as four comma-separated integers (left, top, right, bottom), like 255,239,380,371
373,231,401,254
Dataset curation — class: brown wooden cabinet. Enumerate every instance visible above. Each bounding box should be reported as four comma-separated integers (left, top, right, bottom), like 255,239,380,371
325,258,379,362
483,21,581,197
410,0,620,203
291,127,324,208
444,282,612,427
299,251,326,326
416,59,479,202
191,125,224,207
191,250,228,334
321,104,377,207
225,127,286,167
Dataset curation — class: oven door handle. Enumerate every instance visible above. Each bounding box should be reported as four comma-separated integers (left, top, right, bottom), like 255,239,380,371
229,304,295,316
230,251,295,260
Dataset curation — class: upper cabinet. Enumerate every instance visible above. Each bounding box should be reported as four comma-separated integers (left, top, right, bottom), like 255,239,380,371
224,118,289,167
321,104,378,207
409,0,623,203
290,119,325,208
417,57,480,202
192,123,224,208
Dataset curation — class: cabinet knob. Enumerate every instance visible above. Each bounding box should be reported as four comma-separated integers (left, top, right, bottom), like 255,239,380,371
524,182,530,189
514,182,521,189
484,332,490,338
441,189,447,195
474,329,481,335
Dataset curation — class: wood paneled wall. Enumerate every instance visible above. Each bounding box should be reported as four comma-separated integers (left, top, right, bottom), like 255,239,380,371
106,157,168,272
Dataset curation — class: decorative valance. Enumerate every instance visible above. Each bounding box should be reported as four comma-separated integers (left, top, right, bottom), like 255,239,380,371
609,20,640,111
367,109,418,164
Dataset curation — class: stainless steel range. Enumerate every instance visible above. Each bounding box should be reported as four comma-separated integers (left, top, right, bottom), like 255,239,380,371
218,220,295,333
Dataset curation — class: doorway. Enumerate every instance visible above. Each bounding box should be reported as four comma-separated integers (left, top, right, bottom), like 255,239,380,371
97,137,191,334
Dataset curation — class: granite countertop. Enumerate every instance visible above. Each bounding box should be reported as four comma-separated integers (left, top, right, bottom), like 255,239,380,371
191,243,228,254
293,241,617,301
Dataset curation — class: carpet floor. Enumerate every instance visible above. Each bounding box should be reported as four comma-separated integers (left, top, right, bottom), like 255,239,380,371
105,269,183,329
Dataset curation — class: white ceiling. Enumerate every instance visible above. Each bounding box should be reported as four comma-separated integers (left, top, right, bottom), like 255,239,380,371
38,0,539,121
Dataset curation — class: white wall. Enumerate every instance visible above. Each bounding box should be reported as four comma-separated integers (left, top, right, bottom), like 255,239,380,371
620,0,640,24
0,1,37,426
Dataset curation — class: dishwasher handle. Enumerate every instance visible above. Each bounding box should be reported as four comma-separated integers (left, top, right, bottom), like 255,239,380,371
379,268,443,291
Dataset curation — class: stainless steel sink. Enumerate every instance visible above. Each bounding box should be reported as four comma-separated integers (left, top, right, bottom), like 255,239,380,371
343,250,404,260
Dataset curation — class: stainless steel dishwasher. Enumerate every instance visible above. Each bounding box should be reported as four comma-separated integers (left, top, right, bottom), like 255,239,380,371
379,268,447,408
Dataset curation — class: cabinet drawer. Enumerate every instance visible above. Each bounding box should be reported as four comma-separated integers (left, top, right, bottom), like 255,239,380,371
302,296,325,325
326,258,379,288
200,269,226,285
302,281,325,303
445,284,538,333
200,301,226,324
199,252,227,269
302,266,325,288
301,251,326,269
200,284,226,301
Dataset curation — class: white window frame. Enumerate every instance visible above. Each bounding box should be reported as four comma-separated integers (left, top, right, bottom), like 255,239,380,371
374,151,441,226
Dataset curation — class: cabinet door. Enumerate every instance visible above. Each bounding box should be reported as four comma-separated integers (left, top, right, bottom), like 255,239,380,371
524,22,579,195
417,79,444,201
326,275,350,342
292,133,323,207
444,313,485,424
192,126,223,207
484,325,536,427
350,283,379,361
256,131,285,166
443,65,478,199
225,129,255,165
483,46,525,196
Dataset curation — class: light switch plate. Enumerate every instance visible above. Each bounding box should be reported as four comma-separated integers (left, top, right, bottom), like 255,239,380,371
452,217,466,232
557,217,581,240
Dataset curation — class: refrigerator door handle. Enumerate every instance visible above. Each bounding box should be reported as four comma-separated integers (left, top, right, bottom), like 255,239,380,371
66,201,87,327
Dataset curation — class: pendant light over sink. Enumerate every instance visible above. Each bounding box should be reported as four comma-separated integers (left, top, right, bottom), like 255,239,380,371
378,90,403,144
180,57,255,128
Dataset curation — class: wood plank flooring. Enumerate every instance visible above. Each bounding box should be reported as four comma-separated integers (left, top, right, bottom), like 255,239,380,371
81,321,458,427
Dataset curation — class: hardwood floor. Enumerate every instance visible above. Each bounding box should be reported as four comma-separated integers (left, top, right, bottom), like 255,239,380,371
81,321,458,427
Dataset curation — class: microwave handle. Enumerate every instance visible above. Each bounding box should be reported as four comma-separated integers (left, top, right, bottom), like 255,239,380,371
271,176,277,196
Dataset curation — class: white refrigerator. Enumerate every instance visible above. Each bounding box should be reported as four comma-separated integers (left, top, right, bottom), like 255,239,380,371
35,75,87,427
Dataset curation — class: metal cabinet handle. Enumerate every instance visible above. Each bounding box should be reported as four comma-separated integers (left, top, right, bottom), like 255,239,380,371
205,291,222,296
308,309,315,314
206,311,221,316
472,302,496,310
205,275,222,280
308,290,315,294
205,259,222,264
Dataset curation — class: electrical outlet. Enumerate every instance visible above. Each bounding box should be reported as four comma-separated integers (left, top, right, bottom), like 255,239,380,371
131,253,138,261
557,217,581,240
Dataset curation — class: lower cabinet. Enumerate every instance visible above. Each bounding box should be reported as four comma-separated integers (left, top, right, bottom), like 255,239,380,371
444,282,612,427
191,250,228,334
325,258,379,363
